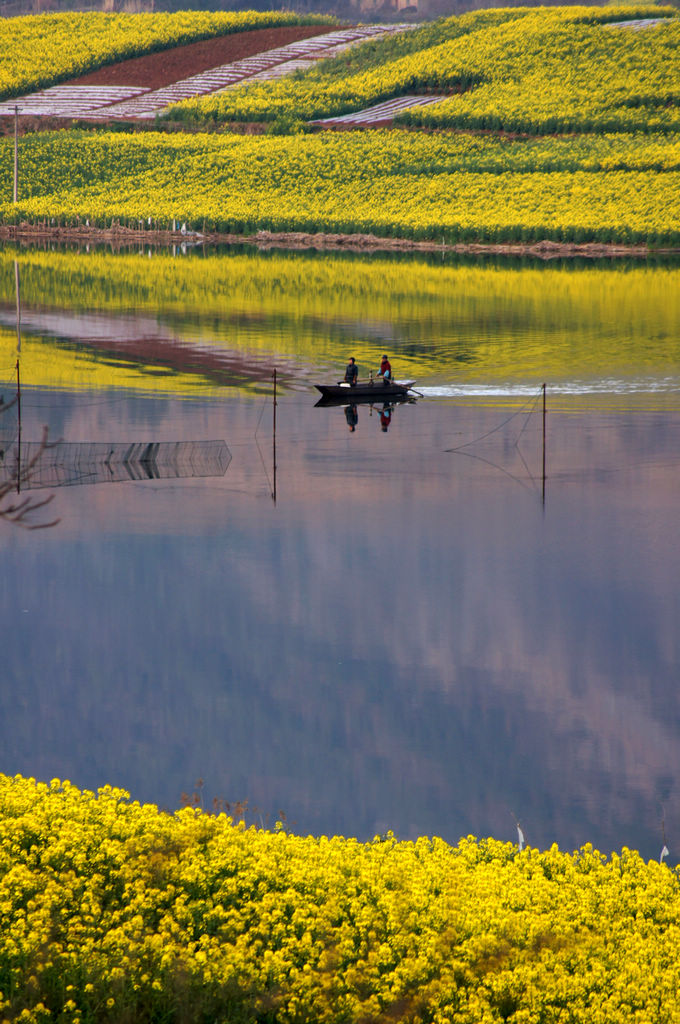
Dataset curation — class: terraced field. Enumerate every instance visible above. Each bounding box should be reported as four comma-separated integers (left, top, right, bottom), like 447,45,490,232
310,94,447,129
0,10,330,101
0,24,415,122
0,5,678,250
168,4,680,134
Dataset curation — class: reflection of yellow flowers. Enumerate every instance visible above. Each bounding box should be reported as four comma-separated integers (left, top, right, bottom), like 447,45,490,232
2,775,680,1023
1,247,678,399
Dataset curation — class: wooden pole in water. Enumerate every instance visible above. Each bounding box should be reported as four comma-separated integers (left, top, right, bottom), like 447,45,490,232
14,259,21,354
542,382,546,505
272,368,277,504
16,358,21,494
13,106,18,205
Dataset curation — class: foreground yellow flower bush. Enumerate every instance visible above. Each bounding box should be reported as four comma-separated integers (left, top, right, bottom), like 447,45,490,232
1,774,680,1023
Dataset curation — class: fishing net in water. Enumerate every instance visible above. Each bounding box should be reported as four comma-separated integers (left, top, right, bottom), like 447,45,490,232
445,385,546,496
0,439,231,490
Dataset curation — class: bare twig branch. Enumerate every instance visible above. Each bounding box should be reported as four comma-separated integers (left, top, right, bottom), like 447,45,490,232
0,423,60,530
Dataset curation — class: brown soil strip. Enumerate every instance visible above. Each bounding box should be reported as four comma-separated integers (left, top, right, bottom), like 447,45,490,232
0,224,672,260
248,232,657,259
0,116,267,136
70,25,337,91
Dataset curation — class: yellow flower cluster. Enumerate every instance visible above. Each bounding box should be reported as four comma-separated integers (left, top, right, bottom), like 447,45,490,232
407,8,680,135
0,10,325,102
1,129,679,244
1,774,680,1024
170,5,680,135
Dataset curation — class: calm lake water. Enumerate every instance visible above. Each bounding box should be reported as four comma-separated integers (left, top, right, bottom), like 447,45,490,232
1,246,679,859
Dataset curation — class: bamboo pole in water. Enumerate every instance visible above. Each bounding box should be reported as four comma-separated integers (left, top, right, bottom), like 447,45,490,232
13,107,18,205
542,382,546,505
16,358,21,494
272,368,277,505
15,260,21,354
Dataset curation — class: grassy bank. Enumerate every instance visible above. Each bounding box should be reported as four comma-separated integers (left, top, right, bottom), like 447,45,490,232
1,774,679,1024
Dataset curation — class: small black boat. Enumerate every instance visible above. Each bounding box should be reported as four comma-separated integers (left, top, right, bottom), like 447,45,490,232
315,380,416,403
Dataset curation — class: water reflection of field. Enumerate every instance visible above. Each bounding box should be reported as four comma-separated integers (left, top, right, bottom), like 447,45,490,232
1,248,679,405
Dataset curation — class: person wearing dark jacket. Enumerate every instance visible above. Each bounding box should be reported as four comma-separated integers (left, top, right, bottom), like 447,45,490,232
344,357,358,386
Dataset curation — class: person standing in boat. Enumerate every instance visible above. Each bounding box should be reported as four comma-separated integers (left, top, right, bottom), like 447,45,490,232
344,357,358,387
378,354,392,384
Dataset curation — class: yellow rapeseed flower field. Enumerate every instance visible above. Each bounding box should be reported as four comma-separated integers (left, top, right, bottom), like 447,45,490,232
0,6,678,246
1,129,679,244
1,774,680,1023
171,5,680,135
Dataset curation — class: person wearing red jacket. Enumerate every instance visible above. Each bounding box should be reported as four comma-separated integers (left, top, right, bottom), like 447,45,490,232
378,354,392,383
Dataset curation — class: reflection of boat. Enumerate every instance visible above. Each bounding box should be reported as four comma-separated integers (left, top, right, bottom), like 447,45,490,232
316,393,415,409
315,380,416,402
